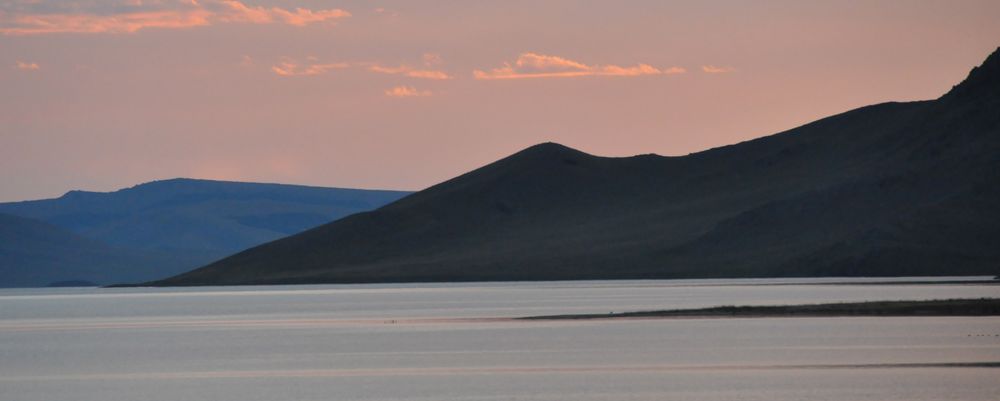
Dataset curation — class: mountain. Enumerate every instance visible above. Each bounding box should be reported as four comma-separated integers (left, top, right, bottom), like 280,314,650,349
152,48,1000,286
0,179,410,286
0,213,194,287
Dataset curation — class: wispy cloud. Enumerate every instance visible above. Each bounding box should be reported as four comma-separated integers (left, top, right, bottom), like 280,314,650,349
0,1,350,35
368,64,452,80
701,65,735,73
15,61,40,70
269,55,453,80
385,86,432,97
373,7,399,17
422,53,443,66
271,59,349,76
0,9,213,35
474,52,684,80
216,1,349,26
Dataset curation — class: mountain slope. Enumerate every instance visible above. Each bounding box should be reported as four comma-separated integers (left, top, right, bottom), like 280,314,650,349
0,179,410,257
0,213,198,287
153,47,1000,286
0,179,410,286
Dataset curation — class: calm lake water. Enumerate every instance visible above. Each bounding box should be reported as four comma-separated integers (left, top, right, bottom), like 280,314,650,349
2,277,999,401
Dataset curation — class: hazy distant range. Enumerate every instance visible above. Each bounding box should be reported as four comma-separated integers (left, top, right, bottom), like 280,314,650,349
0,179,410,287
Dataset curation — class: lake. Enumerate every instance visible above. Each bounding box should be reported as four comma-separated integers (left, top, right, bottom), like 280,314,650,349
2,277,999,400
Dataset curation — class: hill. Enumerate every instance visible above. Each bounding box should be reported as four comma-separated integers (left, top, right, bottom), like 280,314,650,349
0,179,409,286
0,213,198,287
151,47,1000,286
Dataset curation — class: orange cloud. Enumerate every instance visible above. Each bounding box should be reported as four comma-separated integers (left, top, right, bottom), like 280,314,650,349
385,86,432,97
216,1,274,24
368,64,452,80
474,52,684,80
271,8,349,26
16,61,40,70
218,1,350,26
702,65,735,73
266,55,453,79
0,1,350,35
271,60,349,76
0,9,212,35
422,53,443,66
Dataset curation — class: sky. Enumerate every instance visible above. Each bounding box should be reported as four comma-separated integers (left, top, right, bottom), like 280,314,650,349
1,0,999,201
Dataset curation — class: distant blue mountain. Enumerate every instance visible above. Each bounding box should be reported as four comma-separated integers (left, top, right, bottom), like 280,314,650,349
0,178,411,287
0,212,199,287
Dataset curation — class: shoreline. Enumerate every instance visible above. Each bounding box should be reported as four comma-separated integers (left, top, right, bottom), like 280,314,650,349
518,298,1000,320
107,276,1000,289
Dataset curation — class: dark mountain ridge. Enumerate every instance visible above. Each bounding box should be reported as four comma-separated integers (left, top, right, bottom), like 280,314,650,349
152,47,1000,286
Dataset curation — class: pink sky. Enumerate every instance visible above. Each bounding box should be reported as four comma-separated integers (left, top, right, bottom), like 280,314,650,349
2,0,999,201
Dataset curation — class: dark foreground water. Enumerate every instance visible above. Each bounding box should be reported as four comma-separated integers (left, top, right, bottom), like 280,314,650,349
1,277,998,400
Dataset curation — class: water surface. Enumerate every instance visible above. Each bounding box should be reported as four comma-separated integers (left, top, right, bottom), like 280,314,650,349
1,277,998,400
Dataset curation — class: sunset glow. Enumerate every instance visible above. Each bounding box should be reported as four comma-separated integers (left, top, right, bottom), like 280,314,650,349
2,0,999,201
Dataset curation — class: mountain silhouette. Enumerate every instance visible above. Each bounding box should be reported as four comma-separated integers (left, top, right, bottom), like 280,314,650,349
0,213,193,287
152,47,1000,286
0,179,409,286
